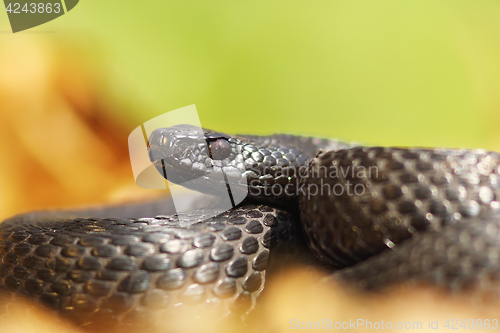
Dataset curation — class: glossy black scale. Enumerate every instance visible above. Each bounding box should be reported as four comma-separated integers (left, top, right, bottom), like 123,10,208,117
3,127,500,330
0,204,299,329
300,147,500,269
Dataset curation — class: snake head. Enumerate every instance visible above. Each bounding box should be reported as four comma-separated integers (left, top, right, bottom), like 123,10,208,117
147,124,248,196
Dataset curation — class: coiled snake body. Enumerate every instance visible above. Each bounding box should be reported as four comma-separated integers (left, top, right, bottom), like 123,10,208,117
2,125,500,328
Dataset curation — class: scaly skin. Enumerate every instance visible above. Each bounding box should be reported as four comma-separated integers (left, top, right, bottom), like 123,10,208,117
3,125,500,329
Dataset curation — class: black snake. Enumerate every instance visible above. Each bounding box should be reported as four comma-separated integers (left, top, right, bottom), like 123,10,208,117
2,124,500,329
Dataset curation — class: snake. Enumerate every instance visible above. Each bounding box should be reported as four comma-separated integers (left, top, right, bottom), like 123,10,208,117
2,124,500,329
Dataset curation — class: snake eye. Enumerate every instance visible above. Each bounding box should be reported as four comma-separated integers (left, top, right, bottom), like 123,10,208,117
208,138,231,160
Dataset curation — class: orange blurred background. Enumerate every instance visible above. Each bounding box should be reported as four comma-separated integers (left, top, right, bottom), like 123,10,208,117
0,38,161,221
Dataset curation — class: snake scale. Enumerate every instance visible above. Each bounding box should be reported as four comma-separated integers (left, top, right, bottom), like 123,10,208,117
2,124,500,329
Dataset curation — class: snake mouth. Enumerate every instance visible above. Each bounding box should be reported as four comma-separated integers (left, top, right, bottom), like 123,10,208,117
148,126,209,182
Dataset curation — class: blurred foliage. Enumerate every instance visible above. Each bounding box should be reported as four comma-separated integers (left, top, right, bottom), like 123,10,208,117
0,40,162,220
25,0,500,149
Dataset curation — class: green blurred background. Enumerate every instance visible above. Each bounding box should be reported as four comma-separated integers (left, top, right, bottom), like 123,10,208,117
2,0,500,148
